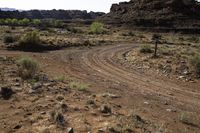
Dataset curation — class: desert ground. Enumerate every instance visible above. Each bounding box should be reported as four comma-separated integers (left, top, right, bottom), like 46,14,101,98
0,23,200,133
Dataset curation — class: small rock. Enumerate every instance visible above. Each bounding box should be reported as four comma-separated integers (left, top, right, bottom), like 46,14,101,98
102,93,120,98
13,124,22,129
178,76,185,79
166,108,176,112
166,109,172,112
100,105,111,114
86,100,95,105
164,101,168,105
32,83,42,90
40,111,46,115
60,102,68,112
144,101,149,105
67,127,74,133
56,95,64,101
13,82,20,87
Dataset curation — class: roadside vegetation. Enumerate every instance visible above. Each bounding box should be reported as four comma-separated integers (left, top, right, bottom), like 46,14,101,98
17,56,39,79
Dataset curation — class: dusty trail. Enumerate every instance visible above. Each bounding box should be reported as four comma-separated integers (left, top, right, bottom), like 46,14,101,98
54,44,200,107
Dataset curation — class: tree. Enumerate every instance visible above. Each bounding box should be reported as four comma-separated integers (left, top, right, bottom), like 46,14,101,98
152,34,161,57
19,18,30,26
32,19,41,26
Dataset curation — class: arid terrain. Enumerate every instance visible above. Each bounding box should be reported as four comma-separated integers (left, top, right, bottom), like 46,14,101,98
0,23,200,133
1,0,200,133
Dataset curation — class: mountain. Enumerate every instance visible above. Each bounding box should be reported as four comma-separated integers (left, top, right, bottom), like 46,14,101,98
101,0,200,28
0,9,105,20
0,8,18,11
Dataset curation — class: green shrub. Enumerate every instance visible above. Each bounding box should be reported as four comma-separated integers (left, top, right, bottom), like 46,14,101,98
69,81,89,91
140,44,153,53
4,35,15,43
17,57,39,79
54,75,65,82
19,31,41,49
191,54,200,76
90,22,105,34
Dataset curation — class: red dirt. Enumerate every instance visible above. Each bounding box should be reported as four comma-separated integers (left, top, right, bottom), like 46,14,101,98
0,44,200,132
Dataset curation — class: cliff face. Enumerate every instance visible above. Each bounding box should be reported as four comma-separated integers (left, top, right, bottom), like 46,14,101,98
101,0,200,28
0,9,105,20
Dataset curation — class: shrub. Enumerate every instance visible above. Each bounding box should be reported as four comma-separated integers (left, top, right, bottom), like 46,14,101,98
19,31,41,50
69,81,89,91
54,75,65,82
90,22,105,34
17,57,39,79
140,44,153,53
191,54,200,76
50,110,65,126
4,35,15,43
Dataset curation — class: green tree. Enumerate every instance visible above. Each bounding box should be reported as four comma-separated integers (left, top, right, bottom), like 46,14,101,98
19,18,30,26
11,19,18,26
32,19,41,26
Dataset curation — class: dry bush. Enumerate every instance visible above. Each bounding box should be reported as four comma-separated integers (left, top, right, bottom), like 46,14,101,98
17,57,39,79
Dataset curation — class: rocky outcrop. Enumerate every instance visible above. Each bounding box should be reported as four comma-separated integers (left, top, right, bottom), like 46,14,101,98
101,0,200,28
0,9,105,20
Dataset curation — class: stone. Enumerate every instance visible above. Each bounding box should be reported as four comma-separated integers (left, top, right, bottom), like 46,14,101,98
32,83,42,90
67,127,74,133
100,105,111,114
56,95,64,101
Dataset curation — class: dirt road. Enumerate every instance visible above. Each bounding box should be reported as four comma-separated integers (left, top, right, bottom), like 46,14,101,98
1,44,200,132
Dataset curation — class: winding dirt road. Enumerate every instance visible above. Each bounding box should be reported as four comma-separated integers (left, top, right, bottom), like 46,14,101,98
1,44,200,132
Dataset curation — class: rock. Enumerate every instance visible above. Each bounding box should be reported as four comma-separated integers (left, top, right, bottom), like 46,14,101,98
144,101,149,105
102,93,120,98
0,86,14,100
13,124,22,129
178,76,185,79
32,83,42,90
56,95,64,101
67,127,74,133
60,102,68,112
12,87,23,92
86,100,95,105
40,111,46,115
166,108,176,112
101,0,200,28
100,105,111,114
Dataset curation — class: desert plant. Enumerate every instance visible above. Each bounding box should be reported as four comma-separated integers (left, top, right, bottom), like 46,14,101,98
90,22,105,34
18,31,41,49
17,57,39,79
152,34,161,57
50,110,65,126
179,112,189,124
69,81,89,91
54,75,65,82
3,35,15,43
140,44,153,53
191,54,200,76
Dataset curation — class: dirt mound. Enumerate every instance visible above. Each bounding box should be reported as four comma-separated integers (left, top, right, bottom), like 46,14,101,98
101,0,200,28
